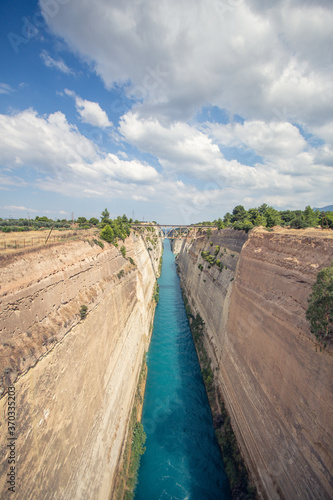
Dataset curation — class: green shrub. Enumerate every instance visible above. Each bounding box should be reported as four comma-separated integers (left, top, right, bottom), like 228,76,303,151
129,257,136,266
153,283,160,303
117,269,125,279
100,224,114,243
79,305,88,320
120,245,126,258
93,238,104,249
306,262,333,348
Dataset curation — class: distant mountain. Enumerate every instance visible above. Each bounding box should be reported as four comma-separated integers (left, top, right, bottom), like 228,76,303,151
313,205,333,212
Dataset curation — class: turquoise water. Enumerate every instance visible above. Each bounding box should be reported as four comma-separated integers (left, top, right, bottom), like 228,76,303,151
135,239,230,500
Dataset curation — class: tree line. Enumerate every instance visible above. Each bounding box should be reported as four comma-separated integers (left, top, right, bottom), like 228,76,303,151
0,209,137,234
202,204,333,232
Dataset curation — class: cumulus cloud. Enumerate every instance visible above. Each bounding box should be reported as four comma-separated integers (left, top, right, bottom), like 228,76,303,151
119,111,222,177
119,111,333,210
40,50,74,74
40,0,333,125
65,89,112,128
0,109,158,196
0,109,98,172
207,120,307,160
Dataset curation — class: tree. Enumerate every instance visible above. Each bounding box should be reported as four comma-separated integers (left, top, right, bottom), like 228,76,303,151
306,263,333,347
280,210,296,225
223,212,232,225
233,219,253,232
231,205,247,223
304,206,319,227
265,207,282,227
214,218,224,230
290,216,309,229
100,224,114,243
77,217,87,224
89,217,99,225
101,208,110,223
320,212,333,229
247,208,260,224
254,214,267,227
258,203,268,215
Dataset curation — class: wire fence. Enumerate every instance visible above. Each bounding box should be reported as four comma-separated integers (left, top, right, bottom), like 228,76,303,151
0,233,77,251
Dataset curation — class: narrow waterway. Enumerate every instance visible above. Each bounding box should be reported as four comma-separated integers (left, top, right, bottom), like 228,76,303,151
135,239,230,500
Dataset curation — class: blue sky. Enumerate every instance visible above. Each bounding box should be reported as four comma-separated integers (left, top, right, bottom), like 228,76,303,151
0,0,332,224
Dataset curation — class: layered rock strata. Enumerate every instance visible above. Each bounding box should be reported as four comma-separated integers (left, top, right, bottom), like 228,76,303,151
0,231,162,499
175,228,333,500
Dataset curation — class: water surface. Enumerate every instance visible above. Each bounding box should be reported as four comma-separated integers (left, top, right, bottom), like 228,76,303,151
135,239,230,500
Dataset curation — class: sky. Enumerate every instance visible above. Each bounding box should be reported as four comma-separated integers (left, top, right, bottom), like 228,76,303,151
0,0,332,224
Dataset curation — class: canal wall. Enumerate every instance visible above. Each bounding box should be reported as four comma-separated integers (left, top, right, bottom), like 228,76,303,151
174,228,333,500
0,230,162,499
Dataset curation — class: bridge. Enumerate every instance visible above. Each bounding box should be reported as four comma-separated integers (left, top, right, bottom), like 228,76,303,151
132,224,218,239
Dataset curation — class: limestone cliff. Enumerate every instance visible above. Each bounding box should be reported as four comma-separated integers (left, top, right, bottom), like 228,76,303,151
0,231,162,499
175,227,333,500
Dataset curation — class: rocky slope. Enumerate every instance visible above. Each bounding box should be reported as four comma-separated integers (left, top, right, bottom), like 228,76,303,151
0,230,162,499
175,227,333,500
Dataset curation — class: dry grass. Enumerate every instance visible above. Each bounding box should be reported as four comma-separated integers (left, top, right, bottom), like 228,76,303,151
254,226,333,238
0,228,99,255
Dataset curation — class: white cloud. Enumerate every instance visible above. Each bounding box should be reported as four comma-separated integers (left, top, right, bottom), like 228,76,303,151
0,108,99,172
119,111,333,211
119,111,222,178
3,205,38,212
310,122,333,148
0,109,158,198
65,89,112,128
207,120,307,160
40,50,74,74
40,0,333,126
0,83,14,95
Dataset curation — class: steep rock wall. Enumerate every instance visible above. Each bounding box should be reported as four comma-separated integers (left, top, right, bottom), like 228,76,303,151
176,228,333,500
0,231,162,499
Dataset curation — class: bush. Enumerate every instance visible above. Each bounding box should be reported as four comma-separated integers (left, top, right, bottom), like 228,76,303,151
120,245,126,258
79,305,88,320
100,224,114,243
93,239,104,249
153,283,160,303
290,216,309,229
117,269,125,279
306,263,333,347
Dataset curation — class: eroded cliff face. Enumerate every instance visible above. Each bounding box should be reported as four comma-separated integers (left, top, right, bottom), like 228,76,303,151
0,231,162,499
175,228,333,500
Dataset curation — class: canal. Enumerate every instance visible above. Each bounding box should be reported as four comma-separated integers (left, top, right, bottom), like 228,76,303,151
135,239,230,499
